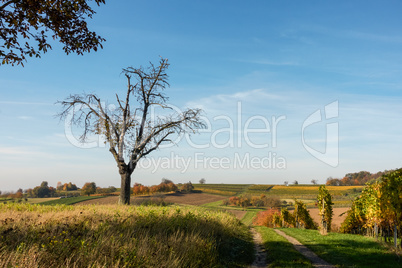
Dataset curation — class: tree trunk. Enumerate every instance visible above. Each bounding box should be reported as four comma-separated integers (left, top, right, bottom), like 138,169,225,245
119,171,132,205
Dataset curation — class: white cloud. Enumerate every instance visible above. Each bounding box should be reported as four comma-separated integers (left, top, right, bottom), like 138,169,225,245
17,116,33,120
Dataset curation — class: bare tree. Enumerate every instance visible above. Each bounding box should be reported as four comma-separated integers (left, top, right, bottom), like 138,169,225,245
284,181,289,186
199,178,206,184
311,179,318,185
58,58,204,204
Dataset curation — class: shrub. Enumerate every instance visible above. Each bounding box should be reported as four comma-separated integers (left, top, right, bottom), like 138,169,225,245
226,194,281,209
254,208,281,227
181,182,194,193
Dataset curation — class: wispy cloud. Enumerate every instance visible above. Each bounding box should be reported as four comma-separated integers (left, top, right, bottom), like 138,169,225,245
17,116,33,120
234,58,300,66
186,88,286,113
0,147,51,158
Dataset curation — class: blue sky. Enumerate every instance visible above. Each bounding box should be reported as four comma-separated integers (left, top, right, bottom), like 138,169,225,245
1,1,402,191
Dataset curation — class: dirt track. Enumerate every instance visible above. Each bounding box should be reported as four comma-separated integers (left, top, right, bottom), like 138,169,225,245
274,229,335,268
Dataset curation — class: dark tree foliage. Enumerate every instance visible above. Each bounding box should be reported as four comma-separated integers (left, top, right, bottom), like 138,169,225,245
81,182,96,196
0,0,105,66
181,182,194,193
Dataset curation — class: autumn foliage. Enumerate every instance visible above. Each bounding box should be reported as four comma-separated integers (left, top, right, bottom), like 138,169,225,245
133,181,178,196
340,169,402,247
253,208,281,227
326,170,390,186
253,200,317,229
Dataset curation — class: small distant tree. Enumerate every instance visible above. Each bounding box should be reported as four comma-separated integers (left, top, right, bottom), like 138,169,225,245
81,182,97,196
326,177,341,186
14,191,23,199
32,181,51,198
181,182,194,193
62,182,78,191
56,181,63,190
239,195,251,209
311,179,318,185
284,181,289,186
199,178,206,184
161,178,173,184
108,186,117,193
293,180,299,185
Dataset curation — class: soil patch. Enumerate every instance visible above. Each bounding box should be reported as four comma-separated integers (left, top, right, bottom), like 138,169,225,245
249,228,266,268
163,192,226,205
308,207,349,230
226,210,247,220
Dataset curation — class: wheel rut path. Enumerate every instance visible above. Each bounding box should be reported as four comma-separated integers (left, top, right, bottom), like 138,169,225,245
248,228,267,268
274,229,336,268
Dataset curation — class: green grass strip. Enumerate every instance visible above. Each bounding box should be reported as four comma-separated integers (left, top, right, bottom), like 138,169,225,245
280,228,401,267
241,210,258,226
200,200,224,208
255,226,313,267
39,196,106,205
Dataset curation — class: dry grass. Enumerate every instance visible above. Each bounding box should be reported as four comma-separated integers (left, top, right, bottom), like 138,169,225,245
0,203,254,267
27,198,60,204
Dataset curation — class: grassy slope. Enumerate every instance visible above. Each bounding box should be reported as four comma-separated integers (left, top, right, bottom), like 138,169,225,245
0,203,254,268
255,227,313,267
240,211,259,226
39,196,105,205
280,228,401,267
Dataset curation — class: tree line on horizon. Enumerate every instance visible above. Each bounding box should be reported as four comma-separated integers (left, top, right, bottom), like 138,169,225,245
0,181,116,199
0,179,196,199
326,168,398,186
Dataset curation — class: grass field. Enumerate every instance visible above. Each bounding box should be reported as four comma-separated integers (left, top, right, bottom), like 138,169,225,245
39,196,106,205
255,226,313,267
0,203,254,267
192,184,251,196
1,185,400,267
241,211,259,226
280,228,401,267
0,197,61,204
